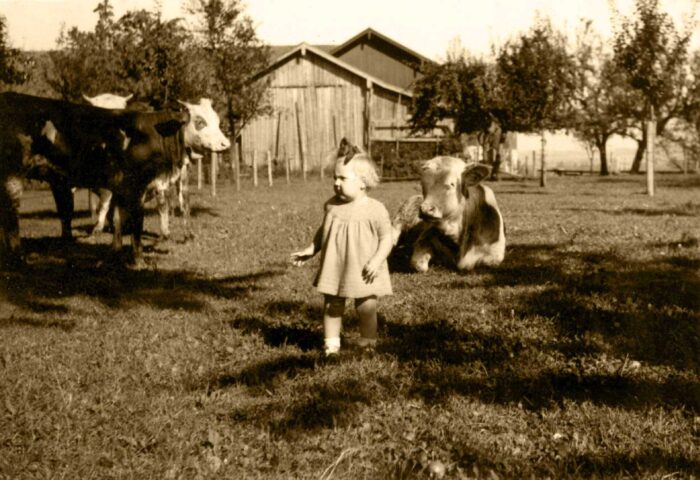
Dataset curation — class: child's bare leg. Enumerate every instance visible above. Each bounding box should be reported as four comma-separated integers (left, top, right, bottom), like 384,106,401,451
355,296,378,345
323,295,345,354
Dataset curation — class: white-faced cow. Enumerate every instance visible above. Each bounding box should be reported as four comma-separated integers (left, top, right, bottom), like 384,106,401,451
391,156,505,272
84,94,230,240
0,92,189,266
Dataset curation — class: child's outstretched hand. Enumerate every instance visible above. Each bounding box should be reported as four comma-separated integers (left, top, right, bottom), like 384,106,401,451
290,245,315,266
362,258,381,283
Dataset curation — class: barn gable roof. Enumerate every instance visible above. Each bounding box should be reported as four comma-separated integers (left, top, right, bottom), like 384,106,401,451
330,27,433,66
257,42,413,97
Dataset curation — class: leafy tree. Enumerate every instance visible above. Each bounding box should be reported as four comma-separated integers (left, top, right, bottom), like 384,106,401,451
570,21,636,175
0,15,30,89
187,0,271,140
411,57,493,137
410,19,575,180
48,1,197,106
410,57,513,179
612,0,695,176
47,0,122,101
112,9,193,107
495,19,576,134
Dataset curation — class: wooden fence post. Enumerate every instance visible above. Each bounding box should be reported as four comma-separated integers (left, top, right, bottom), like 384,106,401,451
539,134,547,188
285,150,290,185
320,152,324,180
252,150,258,187
294,102,307,182
267,150,273,187
210,152,217,197
235,139,242,192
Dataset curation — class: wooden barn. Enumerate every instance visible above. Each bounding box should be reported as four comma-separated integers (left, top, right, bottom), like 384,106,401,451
240,29,436,174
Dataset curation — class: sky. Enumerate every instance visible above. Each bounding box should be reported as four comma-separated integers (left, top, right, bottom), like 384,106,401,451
1,0,697,60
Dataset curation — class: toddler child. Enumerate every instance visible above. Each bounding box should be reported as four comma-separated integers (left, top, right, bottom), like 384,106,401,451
290,142,393,356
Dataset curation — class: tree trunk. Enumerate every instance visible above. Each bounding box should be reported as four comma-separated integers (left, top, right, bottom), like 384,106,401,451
646,110,656,197
629,127,647,173
598,140,609,176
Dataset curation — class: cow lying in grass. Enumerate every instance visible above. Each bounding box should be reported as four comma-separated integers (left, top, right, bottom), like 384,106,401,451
391,156,505,272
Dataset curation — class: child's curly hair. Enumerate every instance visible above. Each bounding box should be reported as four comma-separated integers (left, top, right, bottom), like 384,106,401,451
342,154,380,190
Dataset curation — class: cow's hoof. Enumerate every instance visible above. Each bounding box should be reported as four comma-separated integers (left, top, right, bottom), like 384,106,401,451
127,257,149,270
411,262,430,273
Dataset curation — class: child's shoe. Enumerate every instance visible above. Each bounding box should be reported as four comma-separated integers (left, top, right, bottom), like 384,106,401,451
324,337,341,357
346,336,377,354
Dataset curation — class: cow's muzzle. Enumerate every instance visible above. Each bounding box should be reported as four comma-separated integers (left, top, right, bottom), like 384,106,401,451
419,202,442,221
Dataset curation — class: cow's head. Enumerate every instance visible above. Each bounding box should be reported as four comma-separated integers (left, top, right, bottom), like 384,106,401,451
177,98,231,153
83,93,133,110
418,156,491,221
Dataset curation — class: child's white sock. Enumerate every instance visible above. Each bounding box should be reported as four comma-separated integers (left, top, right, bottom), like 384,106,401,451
324,337,341,355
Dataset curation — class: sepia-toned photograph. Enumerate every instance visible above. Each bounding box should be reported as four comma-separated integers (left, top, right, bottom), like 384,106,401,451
0,0,698,478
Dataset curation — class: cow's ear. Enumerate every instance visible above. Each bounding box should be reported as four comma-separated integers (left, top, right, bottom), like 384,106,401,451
155,113,189,137
462,163,491,187
420,158,437,172
176,99,192,109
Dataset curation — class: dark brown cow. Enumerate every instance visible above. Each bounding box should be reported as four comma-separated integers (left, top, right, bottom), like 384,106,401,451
391,156,506,272
0,92,189,266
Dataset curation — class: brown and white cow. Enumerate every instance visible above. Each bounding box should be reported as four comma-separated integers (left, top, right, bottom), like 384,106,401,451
84,94,230,240
391,156,505,272
0,92,189,266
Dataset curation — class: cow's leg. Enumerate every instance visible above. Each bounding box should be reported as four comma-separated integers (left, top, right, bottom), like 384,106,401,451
0,175,24,265
92,189,113,234
154,180,170,240
112,200,124,253
179,164,193,241
50,181,74,241
123,195,145,266
410,230,435,273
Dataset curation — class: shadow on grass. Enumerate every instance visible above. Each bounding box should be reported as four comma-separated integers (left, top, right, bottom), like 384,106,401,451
409,363,700,412
385,240,699,412
0,315,77,331
558,205,700,217
20,209,93,220
227,372,373,434
452,442,700,478
383,319,523,366
1,237,282,312
230,309,323,352
216,352,318,390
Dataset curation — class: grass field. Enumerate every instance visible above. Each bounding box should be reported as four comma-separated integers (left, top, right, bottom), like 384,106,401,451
1,172,699,479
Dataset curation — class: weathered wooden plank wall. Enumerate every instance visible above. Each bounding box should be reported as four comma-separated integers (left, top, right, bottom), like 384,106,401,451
241,51,412,172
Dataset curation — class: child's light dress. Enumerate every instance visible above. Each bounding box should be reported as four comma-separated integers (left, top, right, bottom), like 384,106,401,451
314,195,393,298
